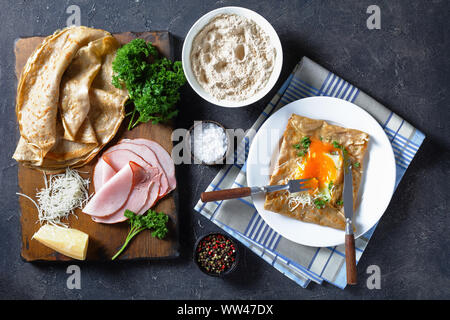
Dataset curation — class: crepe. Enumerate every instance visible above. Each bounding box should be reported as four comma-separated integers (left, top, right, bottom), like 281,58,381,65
264,114,369,230
13,26,128,171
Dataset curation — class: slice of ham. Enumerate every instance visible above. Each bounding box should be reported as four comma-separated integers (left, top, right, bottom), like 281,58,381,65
92,157,116,192
83,162,139,217
86,139,176,224
92,164,161,224
137,174,161,215
104,142,169,197
102,149,160,186
120,138,176,192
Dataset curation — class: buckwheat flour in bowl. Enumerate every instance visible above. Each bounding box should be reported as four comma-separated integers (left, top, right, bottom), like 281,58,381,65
189,13,277,104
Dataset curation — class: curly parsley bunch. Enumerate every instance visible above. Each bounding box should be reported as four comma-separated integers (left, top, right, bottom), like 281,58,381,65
112,38,186,129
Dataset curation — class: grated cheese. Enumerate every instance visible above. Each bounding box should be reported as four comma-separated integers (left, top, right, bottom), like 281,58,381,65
288,191,313,211
17,168,91,227
295,159,305,172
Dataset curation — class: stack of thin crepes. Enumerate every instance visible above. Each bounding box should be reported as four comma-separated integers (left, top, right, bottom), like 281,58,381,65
13,26,128,172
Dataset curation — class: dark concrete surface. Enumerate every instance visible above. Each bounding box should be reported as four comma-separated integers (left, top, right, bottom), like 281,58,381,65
0,0,448,300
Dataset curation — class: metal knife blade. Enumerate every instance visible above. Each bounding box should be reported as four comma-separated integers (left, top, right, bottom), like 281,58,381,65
343,161,354,225
343,159,357,285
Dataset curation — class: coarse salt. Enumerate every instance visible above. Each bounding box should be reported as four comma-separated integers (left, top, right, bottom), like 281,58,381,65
192,122,228,164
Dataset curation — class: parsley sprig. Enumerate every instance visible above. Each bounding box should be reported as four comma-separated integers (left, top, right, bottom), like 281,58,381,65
112,39,186,129
111,209,169,260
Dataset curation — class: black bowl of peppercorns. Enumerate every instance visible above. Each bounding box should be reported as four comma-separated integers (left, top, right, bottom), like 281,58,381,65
193,232,239,277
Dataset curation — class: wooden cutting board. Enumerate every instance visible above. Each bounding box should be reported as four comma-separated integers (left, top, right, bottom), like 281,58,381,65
15,31,179,261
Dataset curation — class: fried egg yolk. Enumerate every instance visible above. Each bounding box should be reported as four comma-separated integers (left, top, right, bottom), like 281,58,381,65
295,138,342,193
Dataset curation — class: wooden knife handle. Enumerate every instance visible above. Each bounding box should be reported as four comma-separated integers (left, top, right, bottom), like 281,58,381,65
345,234,358,285
201,187,252,203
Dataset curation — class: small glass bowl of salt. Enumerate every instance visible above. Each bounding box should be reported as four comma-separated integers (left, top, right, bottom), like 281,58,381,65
188,120,230,165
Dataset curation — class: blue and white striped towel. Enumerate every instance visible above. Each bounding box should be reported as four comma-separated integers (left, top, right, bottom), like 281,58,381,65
194,57,425,289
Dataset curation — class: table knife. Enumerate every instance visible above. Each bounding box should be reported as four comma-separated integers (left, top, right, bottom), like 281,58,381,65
343,161,358,285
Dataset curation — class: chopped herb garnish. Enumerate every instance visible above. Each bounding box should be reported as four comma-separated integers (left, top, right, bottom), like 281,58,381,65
332,141,341,149
314,198,327,209
354,162,360,168
332,140,348,156
293,136,311,158
336,199,343,206
301,136,311,148
328,181,334,190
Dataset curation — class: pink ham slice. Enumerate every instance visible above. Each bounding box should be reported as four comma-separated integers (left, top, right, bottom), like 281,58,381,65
83,162,139,217
92,164,160,224
137,174,161,215
93,157,117,192
104,142,170,197
86,138,176,224
120,138,176,192
102,149,160,186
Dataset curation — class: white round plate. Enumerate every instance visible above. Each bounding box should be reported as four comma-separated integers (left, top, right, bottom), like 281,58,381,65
246,97,396,247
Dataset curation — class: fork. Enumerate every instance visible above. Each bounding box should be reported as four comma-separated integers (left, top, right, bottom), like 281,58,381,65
200,179,312,203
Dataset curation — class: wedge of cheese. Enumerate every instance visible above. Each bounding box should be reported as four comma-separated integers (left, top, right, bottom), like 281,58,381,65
32,225,89,260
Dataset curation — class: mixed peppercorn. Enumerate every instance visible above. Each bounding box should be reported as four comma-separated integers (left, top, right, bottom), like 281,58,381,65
195,233,237,275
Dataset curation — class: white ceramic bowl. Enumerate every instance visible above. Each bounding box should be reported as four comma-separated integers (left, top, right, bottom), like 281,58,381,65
182,6,283,107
